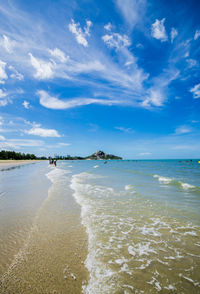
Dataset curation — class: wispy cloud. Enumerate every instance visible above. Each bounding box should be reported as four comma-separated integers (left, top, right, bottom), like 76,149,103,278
69,19,92,47
186,59,197,68
115,126,133,133
0,34,15,53
171,28,178,43
194,29,200,40
138,152,152,156
104,23,112,31
0,59,8,83
8,65,24,80
25,126,61,137
38,90,120,110
141,88,164,107
0,135,5,140
151,18,168,42
58,142,70,146
102,33,130,49
190,83,200,98
116,0,146,28
171,145,195,150
0,89,10,106
175,125,192,134
22,100,30,109
48,48,69,63
29,53,54,79
0,139,44,149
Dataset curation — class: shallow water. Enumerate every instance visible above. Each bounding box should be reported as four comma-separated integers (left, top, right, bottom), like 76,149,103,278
68,159,200,293
0,160,200,293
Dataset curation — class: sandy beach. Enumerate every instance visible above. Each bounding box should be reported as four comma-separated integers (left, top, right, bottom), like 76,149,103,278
0,162,88,294
0,160,43,168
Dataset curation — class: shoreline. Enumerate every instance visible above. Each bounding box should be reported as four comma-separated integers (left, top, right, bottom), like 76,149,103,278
0,160,44,170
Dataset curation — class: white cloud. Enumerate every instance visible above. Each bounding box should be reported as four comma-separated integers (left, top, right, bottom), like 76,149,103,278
171,28,178,43
116,0,146,28
8,65,24,80
0,135,5,140
0,35,15,53
22,101,30,109
29,53,54,79
72,60,105,73
141,88,164,107
38,90,119,110
68,19,92,47
186,59,197,68
0,139,44,149
49,48,68,63
8,65,24,81
26,126,61,137
0,89,9,106
115,126,133,133
102,33,130,49
0,89,7,98
151,18,168,42
175,125,192,135
138,152,151,156
194,30,200,40
84,20,92,36
58,143,70,146
172,145,194,150
0,60,8,84
104,23,112,31
190,83,200,99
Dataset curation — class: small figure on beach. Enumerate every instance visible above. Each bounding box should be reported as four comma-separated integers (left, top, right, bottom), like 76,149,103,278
54,160,57,167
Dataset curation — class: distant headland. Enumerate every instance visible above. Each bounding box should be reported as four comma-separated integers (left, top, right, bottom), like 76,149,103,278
64,150,122,160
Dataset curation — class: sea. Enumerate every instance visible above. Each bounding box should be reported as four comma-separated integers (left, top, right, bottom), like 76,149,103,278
0,159,200,293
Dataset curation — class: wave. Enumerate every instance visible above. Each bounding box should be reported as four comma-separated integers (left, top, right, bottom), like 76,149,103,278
153,174,200,192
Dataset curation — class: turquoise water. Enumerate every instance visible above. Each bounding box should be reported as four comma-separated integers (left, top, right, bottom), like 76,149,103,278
62,159,200,293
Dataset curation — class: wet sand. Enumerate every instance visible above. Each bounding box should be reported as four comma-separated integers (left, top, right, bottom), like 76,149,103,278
0,160,42,169
0,163,88,294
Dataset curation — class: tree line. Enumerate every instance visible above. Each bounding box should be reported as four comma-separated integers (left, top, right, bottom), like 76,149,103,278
0,150,47,160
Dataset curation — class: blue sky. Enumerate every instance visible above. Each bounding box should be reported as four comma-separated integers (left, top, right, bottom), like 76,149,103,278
0,0,199,159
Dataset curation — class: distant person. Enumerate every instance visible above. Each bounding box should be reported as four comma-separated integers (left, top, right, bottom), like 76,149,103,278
54,160,57,167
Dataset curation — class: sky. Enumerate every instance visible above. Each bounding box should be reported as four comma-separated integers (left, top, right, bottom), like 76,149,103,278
0,0,199,159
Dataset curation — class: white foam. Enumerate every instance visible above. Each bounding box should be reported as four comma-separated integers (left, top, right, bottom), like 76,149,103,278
93,165,99,168
153,175,173,184
128,242,156,257
179,182,195,190
139,225,161,237
46,167,71,183
70,172,119,293
164,284,175,290
183,231,197,236
125,185,133,191
179,274,200,287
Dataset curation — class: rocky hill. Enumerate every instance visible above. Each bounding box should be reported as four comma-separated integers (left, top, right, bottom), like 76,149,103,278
86,150,122,160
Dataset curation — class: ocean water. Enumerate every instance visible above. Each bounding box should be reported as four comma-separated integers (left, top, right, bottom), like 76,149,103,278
66,159,200,293
0,160,200,293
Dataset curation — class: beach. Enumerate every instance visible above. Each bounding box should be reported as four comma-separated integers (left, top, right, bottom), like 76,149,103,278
0,160,200,293
0,160,42,169
0,162,88,294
